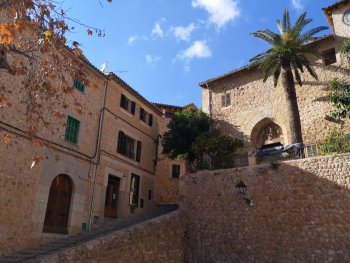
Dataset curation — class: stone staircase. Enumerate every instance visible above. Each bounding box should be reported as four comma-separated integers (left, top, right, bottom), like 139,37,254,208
0,205,178,263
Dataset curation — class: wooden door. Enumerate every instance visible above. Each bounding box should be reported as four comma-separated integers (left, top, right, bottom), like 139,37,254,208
104,176,121,218
43,174,73,234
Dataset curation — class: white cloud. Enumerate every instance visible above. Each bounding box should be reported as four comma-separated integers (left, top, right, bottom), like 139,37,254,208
128,36,138,45
171,23,196,41
291,0,304,10
146,54,162,64
177,40,212,60
192,0,240,28
151,23,164,38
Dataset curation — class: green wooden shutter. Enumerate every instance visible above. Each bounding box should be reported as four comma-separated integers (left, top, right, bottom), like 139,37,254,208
73,80,85,92
65,116,80,144
148,114,153,126
131,101,136,115
120,94,126,108
117,131,125,154
136,141,142,162
140,108,145,121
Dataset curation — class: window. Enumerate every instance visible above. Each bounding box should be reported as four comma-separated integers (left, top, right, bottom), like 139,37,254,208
117,131,142,162
120,94,136,115
65,116,80,144
323,48,337,66
129,174,140,207
148,190,153,200
221,93,231,107
139,107,153,127
172,164,180,178
73,80,85,92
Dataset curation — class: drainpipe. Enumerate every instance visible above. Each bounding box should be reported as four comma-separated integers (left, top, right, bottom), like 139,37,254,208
88,79,108,230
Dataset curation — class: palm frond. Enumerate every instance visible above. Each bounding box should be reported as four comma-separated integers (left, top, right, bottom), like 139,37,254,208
291,12,310,36
260,55,280,82
249,49,273,63
277,20,284,34
299,26,328,43
292,62,303,86
251,30,281,46
305,64,318,80
283,9,291,32
273,64,281,87
250,8,325,86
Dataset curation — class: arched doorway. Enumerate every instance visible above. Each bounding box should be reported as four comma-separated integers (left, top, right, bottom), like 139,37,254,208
250,118,285,164
43,174,73,234
256,123,284,148
251,118,285,148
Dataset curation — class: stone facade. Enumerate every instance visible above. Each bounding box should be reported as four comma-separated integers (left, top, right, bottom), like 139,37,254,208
0,40,163,255
180,153,350,262
154,103,193,204
33,211,185,263
0,51,106,255
200,1,350,159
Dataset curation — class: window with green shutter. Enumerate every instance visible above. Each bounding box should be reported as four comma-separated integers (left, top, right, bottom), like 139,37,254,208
73,80,85,92
120,94,136,115
65,116,80,144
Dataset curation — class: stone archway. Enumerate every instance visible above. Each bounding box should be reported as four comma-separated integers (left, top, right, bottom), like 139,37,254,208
43,174,74,234
250,118,285,149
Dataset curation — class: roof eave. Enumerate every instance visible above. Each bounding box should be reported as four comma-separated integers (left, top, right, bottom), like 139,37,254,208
199,34,335,88
108,74,163,116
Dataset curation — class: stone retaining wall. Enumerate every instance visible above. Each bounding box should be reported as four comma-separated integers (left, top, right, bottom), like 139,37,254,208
34,211,185,263
180,154,350,262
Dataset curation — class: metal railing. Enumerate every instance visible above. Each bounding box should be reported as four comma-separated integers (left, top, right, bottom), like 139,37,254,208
258,144,319,163
196,145,320,171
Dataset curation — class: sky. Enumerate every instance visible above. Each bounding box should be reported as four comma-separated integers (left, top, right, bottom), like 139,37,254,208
62,0,336,108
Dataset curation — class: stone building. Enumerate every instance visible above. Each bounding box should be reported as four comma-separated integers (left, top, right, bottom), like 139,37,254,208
0,37,186,255
200,0,350,164
153,103,196,205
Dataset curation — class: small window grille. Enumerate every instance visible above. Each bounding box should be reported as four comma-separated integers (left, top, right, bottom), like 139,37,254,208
221,93,231,107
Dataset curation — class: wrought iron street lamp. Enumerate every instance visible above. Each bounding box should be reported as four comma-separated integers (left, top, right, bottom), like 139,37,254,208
235,180,254,206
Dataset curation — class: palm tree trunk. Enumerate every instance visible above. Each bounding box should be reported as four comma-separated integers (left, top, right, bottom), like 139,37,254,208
281,62,303,144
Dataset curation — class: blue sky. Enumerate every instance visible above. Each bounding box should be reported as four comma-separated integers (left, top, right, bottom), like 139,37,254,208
63,0,335,107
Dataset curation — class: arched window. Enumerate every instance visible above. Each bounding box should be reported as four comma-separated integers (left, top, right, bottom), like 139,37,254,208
43,174,73,234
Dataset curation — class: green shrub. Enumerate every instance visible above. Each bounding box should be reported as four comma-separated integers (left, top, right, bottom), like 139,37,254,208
341,39,350,64
319,129,350,155
326,78,350,119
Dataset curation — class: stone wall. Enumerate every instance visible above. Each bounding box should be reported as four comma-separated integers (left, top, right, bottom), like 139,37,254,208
0,129,94,257
0,131,42,256
155,115,187,204
33,211,185,263
202,36,350,150
180,154,350,262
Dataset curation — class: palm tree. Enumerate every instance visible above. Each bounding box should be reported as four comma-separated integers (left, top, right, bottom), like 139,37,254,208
250,9,328,144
